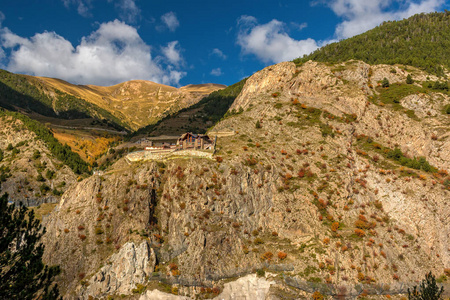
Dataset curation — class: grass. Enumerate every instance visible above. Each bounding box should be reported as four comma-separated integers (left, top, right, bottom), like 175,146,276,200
30,203,58,221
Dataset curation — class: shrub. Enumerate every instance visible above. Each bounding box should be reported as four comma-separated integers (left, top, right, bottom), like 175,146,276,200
278,251,287,260
331,222,340,232
79,234,86,240
254,238,264,245
312,291,324,300
381,78,390,88
261,251,273,261
355,229,366,237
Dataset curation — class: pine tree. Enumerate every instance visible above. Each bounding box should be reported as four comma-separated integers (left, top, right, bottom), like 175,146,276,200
0,193,61,299
382,78,390,88
406,74,414,84
408,272,444,300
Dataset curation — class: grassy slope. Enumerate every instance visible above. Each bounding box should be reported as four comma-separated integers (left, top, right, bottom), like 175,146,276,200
295,11,450,76
130,78,247,138
0,69,128,130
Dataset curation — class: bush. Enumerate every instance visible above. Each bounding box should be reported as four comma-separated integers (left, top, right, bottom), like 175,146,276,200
312,291,324,300
278,251,287,260
382,78,390,88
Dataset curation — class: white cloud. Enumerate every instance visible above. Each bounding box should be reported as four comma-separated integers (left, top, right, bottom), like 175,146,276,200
210,68,223,76
326,0,445,39
160,12,179,32
211,48,227,59
236,16,319,64
62,0,92,17
109,0,141,23
0,20,186,86
161,41,183,65
291,22,308,31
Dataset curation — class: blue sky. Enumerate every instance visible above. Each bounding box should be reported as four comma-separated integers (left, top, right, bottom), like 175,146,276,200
0,0,449,87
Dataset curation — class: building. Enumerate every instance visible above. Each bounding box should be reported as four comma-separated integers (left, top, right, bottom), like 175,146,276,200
177,133,214,150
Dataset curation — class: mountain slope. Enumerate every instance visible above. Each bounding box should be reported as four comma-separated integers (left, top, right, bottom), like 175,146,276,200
0,109,83,206
0,69,128,130
0,69,225,131
130,78,247,138
294,11,450,77
36,76,225,130
41,60,450,299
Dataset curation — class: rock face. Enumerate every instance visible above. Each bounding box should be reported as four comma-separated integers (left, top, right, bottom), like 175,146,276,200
79,241,156,299
42,60,450,299
217,274,275,300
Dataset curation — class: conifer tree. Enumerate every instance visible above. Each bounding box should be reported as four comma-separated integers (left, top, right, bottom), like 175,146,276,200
408,272,444,300
0,193,60,299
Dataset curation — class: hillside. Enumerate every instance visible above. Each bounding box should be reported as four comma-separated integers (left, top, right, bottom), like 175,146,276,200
0,69,225,132
0,109,83,206
0,69,128,131
131,78,247,138
36,76,225,130
294,11,450,77
41,61,450,299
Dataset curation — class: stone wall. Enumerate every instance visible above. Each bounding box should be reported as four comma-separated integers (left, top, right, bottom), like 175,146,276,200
126,149,213,162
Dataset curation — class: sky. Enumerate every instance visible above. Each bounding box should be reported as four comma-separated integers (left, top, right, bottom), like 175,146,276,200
0,0,449,87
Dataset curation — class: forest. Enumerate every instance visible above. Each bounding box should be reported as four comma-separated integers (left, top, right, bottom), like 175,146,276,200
295,11,450,77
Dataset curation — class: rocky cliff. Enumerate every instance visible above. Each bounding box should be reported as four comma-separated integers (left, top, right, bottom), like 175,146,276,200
42,60,449,299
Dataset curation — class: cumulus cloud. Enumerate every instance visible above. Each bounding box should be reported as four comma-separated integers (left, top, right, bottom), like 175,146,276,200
62,0,92,17
0,20,186,86
326,0,445,39
161,41,183,66
210,68,223,76
211,48,227,59
109,0,141,23
236,16,319,64
160,12,179,32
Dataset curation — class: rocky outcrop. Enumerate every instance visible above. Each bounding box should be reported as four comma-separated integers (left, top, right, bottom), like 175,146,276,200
79,241,156,299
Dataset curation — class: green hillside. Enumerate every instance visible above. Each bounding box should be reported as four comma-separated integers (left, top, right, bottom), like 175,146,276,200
294,11,450,77
0,108,90,174
0,69,127,131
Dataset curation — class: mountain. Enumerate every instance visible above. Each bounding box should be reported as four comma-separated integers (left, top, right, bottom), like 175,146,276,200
130,78,247,138
294,11,450,77
33,76,225,130
41,60,450,299
0,69,225,131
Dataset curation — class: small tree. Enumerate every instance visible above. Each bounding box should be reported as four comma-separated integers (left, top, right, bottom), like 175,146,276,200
381,78,390,88
0,193,61,299
406,74,414,84
408,272,444,300
255,120,261,129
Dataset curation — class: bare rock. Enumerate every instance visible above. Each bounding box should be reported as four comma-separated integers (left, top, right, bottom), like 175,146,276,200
79,241,156,299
